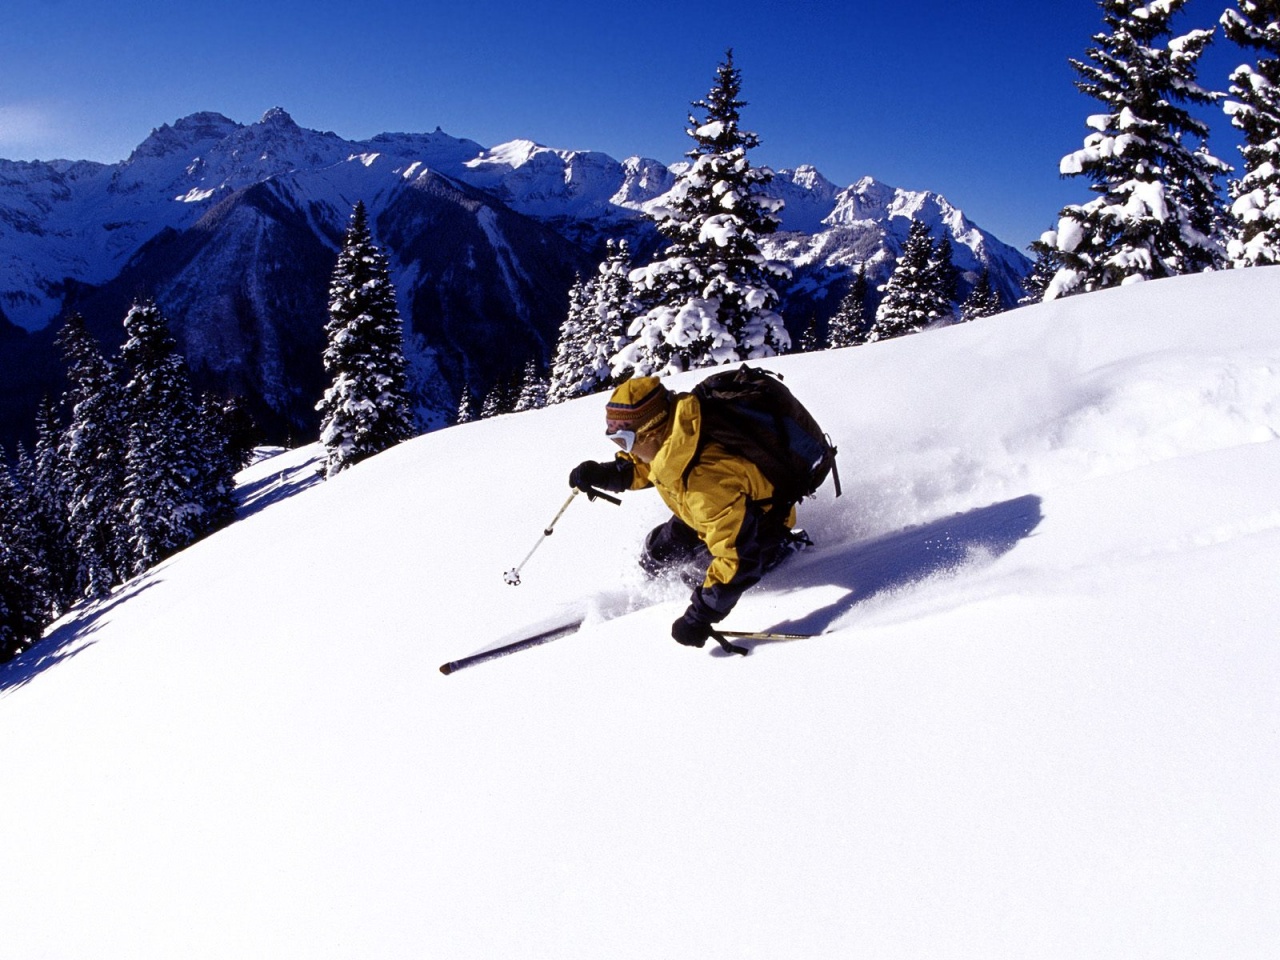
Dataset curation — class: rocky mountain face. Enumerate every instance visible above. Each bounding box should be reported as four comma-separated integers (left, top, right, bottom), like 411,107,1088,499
0,108,1031,446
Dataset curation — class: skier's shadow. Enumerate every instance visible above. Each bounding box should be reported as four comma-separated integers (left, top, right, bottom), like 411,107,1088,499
738,493,1044,648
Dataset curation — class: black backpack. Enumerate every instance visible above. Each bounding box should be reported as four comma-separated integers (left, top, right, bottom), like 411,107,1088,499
685,365,841,508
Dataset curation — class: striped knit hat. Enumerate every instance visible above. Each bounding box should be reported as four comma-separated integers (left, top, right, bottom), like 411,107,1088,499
605,377,672,436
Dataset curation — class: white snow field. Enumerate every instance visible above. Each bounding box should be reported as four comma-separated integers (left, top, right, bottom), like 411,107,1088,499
2,268,1279,959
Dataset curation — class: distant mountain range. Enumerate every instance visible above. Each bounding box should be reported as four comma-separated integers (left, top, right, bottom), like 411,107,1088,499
0,107,1031,446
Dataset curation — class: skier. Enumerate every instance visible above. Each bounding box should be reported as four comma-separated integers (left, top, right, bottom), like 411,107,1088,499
569,376,810,650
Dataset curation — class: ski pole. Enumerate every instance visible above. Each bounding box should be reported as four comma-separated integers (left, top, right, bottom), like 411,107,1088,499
504,490,578,586
717,629,815,641
710,628,817,656
503,486,620,586
576,485,622,506
440,621,579,674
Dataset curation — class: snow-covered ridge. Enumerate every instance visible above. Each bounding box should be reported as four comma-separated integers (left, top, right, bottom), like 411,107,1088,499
0,108,1029,331
763,174,1009,278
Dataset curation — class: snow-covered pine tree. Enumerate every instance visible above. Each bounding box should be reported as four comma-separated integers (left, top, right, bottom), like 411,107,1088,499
55,314,131,598
10,444,62,624
479,384,506,420
24,396,76,615
828,264,873,348
615,50,791,377
798,321,823,353
9,445,56,625
455,382,476,425
585,240,637,382
513,359,549,412
550,241,638,402
960,268,1005,321
1221,0,1280,266
547,274,594,404
0,463,46,662
119,300,208,574
1021,241,1065,304
217,395,259,471
317,202,416,478
1034,0,1229,298
926,233,960,321
872,220,949,341
193,393,241,536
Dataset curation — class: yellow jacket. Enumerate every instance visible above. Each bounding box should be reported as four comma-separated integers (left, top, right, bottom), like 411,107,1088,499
622,392,795,610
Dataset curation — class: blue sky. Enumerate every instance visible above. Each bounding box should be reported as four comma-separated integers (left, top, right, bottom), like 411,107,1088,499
0,0,1253,251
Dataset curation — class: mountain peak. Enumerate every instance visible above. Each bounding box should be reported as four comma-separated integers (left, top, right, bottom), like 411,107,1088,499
175,111,240,132
783,164,837,194
258,107,297,128
127,112,242,162
852,175,896,202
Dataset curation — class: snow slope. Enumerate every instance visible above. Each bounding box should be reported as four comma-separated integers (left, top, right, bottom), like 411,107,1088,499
3,269,1279,959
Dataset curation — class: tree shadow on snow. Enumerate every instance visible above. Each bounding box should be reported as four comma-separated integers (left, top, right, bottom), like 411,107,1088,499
3,451,322,696
728,494,1044,651
235,450,323,522
0,578,162,695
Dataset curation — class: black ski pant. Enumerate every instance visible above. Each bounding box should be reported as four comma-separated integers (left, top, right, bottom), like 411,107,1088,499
639,505,797,611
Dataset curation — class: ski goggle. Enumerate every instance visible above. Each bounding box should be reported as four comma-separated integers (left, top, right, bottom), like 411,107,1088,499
606,426,637,453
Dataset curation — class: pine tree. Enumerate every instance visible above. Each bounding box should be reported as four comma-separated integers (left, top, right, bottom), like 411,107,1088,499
798,320,823,353
455,382,476,425
194,393,241,535
0,463,46,662
317,202,416,478
56,314,131,598
10,450,59,624
828,264,873,348
218,395,259,471
9,445,62,625
615,50,791,377
24,397,76,615
119,300,207,573
479,383,506,419
1021,240,1065,304
10,446,55,624
926,234,960,321
585,240,637,381
549,241,638,402
1034,0,1229,298
872,220,949,341
513,358,549,412
1221,0,1280,266
547,275,595,404
960,268,1005,321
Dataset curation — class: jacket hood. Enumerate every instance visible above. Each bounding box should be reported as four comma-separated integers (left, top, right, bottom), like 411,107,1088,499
648,393,701,484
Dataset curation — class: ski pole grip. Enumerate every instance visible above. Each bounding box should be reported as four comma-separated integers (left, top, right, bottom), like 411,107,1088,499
578,485,622,506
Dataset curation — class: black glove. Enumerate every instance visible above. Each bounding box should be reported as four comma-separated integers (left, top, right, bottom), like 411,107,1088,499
569,459,632,493
671,584,731,648
671,610,714,648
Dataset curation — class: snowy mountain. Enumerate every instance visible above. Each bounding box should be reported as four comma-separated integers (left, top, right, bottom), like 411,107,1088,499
0,108,1031,443
764,171,1030,315
2,267,1277,959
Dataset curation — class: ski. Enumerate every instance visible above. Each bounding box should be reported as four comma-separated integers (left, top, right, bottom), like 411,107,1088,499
440,623,818,674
